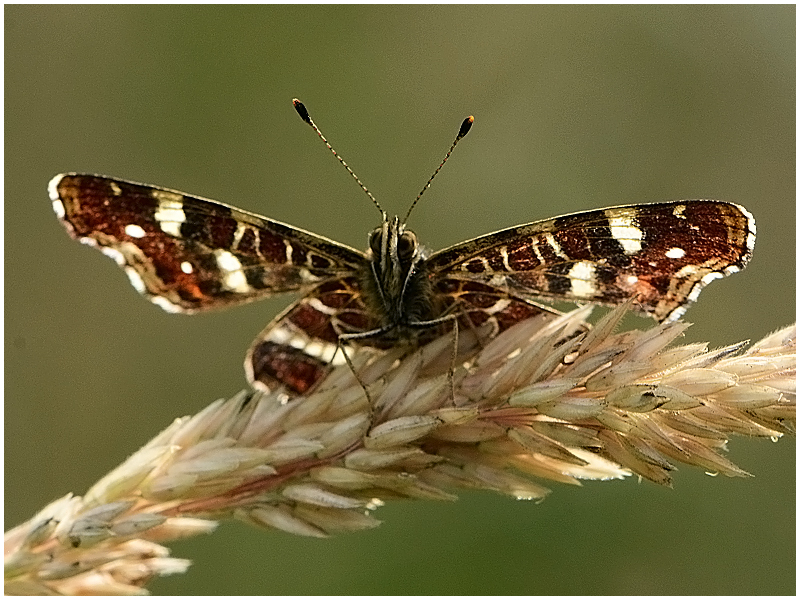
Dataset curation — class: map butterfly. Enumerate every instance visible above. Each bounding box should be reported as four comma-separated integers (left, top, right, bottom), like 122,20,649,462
50,100,756,395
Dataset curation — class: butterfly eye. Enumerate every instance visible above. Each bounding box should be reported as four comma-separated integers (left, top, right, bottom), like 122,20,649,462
397,231,417,260
369,228,383,256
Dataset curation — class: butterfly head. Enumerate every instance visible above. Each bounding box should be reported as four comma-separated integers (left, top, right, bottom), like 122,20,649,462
369,213,420,269
365,214,427,321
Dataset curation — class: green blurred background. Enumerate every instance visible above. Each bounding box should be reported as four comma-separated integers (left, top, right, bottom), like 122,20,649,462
6,5,795,595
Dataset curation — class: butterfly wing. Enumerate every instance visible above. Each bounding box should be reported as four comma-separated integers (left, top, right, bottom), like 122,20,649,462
427,201,755,322
430,278,558,335
50,174,366,313
246,276,389,393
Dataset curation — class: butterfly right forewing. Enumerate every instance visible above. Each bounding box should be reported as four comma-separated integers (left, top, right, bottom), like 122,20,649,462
51,174,366,314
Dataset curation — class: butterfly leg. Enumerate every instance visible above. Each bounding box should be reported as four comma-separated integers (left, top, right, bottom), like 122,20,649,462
410,312,461,406
336,323,402,426
445,315,459,406
330,334,376,421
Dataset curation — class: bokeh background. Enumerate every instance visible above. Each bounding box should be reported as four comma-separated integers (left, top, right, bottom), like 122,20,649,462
6,5,794,595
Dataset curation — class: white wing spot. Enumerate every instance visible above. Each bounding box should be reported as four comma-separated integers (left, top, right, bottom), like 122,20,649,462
47,175,63,202
268,327,292,344
52,199,66,219
305,340,340,363
99,245,126,267
214,250,250,293
500,246,511,271
531,239,545,263
665,247,685,259
231,222,247,250
152,296,183,314
266,327,344,365
673,205,687,219
688,272,723,301
181,261,194,274
606,213,643,254
123,267,147,294
124,224,146,239
701,272,724,285
216,251,241,271
153,195,186,237
48,176,68,218
746,230,756,253
544,233,569,259
738,204,757,252
110,182,122,196
568,261,597,299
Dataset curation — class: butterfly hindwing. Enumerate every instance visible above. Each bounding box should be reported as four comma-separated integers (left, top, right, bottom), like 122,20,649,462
246,277,386,393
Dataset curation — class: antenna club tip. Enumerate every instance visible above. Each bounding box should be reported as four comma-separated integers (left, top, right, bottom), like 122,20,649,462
292,99,312,124
458,115,474,138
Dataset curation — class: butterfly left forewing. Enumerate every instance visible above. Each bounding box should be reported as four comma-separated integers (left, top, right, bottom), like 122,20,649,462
428,201,755,322
50,174,365,313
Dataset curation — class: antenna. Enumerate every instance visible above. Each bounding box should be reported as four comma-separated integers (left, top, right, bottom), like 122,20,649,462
292,99,384,215
403,115,474,224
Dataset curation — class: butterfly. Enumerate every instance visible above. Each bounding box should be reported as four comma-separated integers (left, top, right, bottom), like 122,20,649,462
50,101,756,395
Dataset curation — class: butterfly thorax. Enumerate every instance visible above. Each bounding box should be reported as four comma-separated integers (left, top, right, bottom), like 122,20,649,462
360,214,436,332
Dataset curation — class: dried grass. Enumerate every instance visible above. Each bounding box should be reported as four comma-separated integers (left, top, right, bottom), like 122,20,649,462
4,305,795,594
